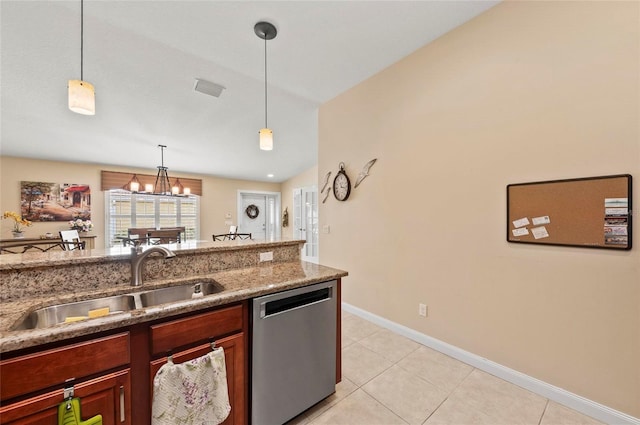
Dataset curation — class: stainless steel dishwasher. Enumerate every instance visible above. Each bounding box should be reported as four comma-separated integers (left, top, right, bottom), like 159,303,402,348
251,280,337,425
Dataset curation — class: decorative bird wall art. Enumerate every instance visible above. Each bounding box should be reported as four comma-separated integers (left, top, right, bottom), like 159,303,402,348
322,187,331,203
320,171,332,193
354,158,377,188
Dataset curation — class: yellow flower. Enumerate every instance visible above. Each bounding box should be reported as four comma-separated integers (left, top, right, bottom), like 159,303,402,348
2,211,33,232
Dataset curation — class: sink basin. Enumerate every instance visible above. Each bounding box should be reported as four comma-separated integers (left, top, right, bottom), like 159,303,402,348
11,280,225,330
12,295,137,330
139,281,224,307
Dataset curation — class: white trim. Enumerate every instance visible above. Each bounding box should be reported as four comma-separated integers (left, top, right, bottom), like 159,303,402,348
342,302,640,425
293,185,319,264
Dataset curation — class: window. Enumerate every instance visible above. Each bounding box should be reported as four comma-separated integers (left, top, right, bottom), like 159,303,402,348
105,190,199,247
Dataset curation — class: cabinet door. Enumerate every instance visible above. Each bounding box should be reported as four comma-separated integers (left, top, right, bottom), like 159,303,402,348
149,333,246,425
0,369,131,425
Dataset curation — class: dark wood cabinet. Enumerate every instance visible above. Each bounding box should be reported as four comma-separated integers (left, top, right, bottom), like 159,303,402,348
149,333,245,425
0,303,249,425
0,369,131,425
147,303,247,425
0,333,131,425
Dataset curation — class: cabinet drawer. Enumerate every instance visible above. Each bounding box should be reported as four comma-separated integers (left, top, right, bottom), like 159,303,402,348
150,304,242,356
1,333,130,401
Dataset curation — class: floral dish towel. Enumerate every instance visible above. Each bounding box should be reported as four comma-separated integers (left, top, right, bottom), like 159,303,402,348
152,346,231,425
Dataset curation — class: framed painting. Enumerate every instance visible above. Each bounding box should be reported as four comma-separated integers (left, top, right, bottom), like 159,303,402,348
20,181,91,222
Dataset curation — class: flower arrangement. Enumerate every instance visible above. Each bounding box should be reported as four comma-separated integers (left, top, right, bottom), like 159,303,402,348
2,211,33,233
69,219,93,233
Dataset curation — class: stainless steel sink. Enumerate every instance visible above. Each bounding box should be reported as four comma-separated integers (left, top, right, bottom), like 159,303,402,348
12,294,137,330
138,281,224,307
12,280,225,330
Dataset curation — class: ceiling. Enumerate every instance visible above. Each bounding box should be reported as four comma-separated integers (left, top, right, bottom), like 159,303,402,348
1,1,498,182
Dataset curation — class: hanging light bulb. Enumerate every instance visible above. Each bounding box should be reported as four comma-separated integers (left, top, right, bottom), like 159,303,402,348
68,0,95,115
123,174,141,192
255,22,277,151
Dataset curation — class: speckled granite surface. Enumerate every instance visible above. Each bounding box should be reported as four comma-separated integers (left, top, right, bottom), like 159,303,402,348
1,239,302,302
0,239,348,353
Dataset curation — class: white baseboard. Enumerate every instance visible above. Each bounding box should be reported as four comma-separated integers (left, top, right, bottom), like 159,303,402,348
342,302,640,425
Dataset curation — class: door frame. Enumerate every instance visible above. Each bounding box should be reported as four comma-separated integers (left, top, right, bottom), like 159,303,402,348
293,185,319,264
237,190,281,240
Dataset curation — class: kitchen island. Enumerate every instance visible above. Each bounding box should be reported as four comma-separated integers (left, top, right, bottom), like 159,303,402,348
0,239,347,424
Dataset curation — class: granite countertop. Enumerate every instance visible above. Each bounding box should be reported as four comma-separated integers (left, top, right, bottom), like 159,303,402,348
0,260,347,353
0,239,302,270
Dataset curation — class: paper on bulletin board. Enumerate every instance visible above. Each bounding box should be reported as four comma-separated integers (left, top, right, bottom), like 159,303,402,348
512,228,529,237
604,198,628,246
532,215,550,226
512,217,530,228
531,226,549,239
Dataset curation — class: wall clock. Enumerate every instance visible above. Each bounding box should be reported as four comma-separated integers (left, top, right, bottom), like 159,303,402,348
333,162,351,201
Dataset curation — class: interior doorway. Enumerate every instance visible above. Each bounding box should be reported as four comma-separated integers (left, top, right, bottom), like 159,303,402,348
293,186,318,263
238,190,281,241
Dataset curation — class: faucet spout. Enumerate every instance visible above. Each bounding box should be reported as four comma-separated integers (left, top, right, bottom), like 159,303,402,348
130,246,176,286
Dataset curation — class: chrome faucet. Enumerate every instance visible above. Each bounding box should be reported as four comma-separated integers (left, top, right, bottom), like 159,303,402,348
130,246,176,286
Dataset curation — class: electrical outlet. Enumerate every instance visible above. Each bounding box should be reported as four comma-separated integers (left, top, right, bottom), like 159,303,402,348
419,303,428,317
259,251,273,262
322,225,330,234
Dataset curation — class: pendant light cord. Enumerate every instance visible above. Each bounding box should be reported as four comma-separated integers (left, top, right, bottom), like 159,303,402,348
80,0,84,81
264,35,268,128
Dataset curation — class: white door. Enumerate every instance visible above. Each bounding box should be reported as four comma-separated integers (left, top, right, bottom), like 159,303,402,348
293,186,318,263
241,195,266,240
238,191,281,241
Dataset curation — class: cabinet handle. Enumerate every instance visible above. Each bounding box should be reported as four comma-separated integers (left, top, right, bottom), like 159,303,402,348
119,385,125,423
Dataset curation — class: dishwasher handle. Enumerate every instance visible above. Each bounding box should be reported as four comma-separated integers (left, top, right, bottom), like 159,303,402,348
261,287,332,318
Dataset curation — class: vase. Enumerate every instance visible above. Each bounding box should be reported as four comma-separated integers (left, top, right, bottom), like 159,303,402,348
12,231,24,239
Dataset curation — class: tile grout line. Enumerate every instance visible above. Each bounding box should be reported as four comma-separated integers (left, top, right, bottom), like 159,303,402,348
538,399,551,425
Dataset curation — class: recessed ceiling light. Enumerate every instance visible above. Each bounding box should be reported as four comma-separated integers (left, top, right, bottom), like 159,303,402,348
267,174,274,178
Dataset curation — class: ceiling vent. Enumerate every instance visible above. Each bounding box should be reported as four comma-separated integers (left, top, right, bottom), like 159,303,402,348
193,79,225,98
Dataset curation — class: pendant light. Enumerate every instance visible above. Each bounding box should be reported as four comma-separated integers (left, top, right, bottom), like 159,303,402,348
154,144,173,195
152,145,190,196
254,22,277,151
68,0,95,115
123,146,190,196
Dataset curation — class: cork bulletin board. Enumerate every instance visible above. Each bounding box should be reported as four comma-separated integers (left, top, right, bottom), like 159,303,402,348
507,174,632,250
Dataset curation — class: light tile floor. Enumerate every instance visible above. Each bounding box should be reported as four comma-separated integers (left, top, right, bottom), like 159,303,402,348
287,310,605,425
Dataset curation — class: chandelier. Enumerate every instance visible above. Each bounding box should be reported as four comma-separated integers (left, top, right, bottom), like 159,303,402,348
124,145,190,196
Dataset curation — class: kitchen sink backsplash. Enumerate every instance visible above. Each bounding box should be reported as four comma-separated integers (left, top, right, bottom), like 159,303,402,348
0,242,302,302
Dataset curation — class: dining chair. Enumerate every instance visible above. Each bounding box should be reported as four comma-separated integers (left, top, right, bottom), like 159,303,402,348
213,233,252,241
124,227,155,246
59,230,85,251
148,229,181,244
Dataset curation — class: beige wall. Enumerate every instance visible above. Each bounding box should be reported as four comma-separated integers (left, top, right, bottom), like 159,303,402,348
280,165,318,239
0,156,280,248
319,1,639,418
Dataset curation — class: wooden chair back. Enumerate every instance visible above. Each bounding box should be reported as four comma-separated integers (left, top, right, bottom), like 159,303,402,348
148,229,181,244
